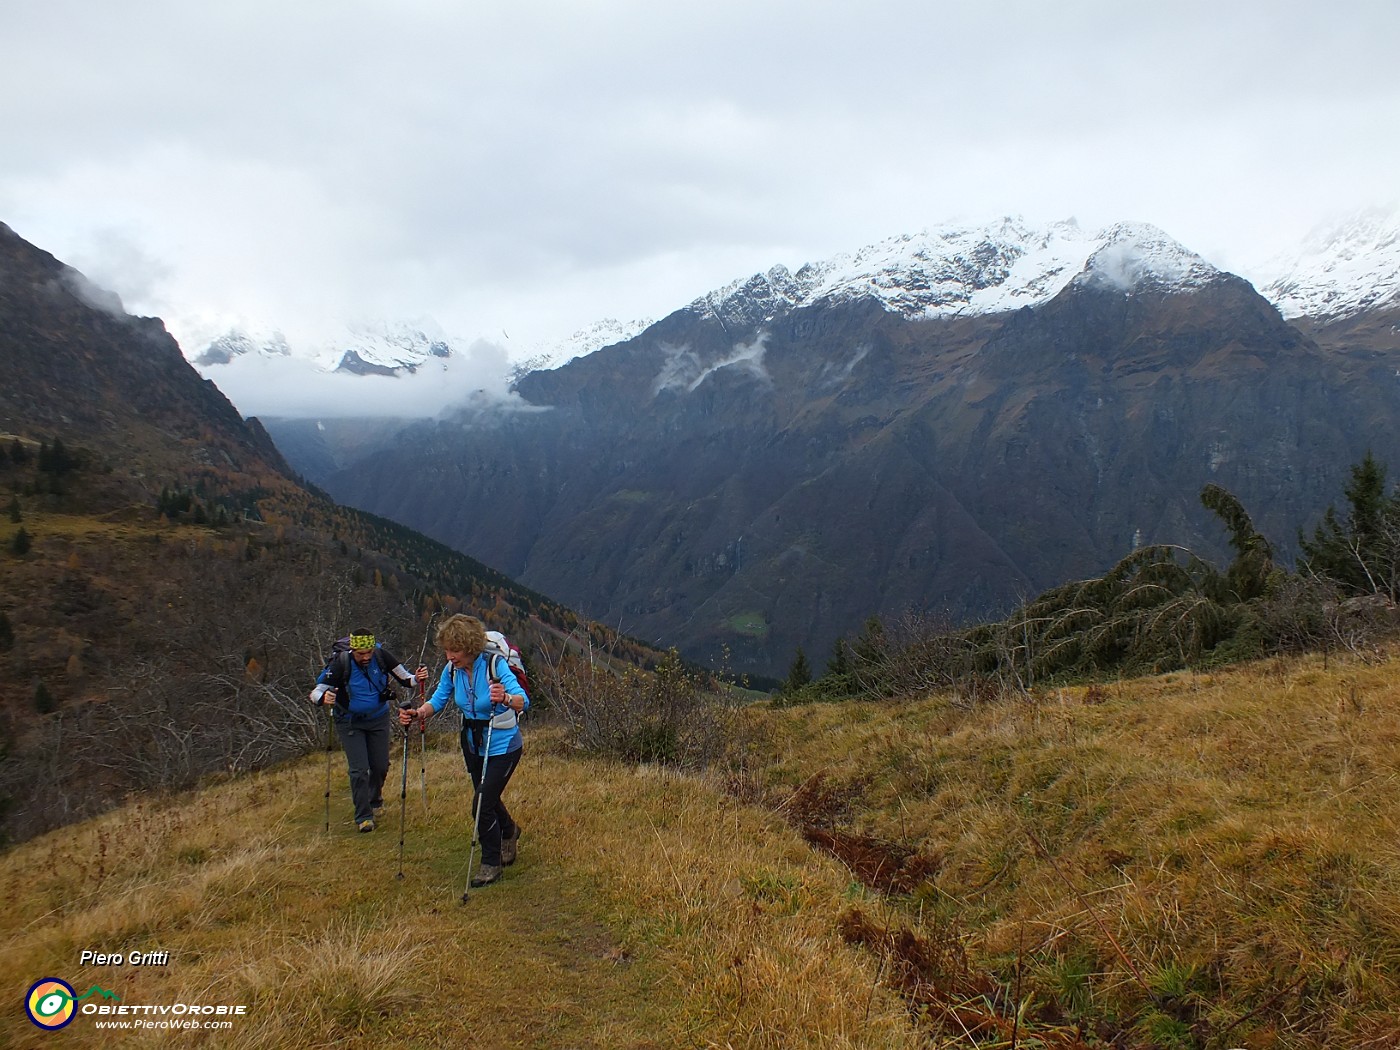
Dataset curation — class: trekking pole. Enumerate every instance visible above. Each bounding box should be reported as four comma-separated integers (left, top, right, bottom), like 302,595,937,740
418,681,430,813
460,719,495,904
416,614,436,813
396,701,414,880
323,700,334,833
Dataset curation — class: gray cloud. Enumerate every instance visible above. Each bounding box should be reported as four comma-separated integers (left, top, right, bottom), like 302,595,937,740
205,337,528,420
3,0,1399,410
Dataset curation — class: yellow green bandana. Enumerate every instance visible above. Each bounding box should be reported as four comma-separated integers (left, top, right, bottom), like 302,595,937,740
349,634,376,651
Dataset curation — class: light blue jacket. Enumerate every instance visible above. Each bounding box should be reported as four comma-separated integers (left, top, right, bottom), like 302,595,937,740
425,653,529,756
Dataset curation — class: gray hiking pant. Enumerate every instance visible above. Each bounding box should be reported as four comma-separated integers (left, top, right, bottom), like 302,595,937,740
334,711,391,824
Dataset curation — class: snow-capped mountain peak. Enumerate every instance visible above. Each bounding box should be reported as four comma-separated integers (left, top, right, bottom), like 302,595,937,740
691,218,1225,329
1076,222,1222,292
190,317,456,376
509,316,653,380
191,325,291,367
1255,206,1400,320
311,317,453,375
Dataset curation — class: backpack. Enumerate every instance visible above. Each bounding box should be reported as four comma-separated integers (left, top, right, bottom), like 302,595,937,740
322,637,399,710
484,630,530,697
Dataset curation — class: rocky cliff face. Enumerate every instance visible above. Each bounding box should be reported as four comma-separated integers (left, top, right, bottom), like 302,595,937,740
270,224,1400,678
0,221,292,482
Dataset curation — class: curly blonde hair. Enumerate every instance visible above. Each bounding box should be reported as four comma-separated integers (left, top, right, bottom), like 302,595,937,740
436,613,486,655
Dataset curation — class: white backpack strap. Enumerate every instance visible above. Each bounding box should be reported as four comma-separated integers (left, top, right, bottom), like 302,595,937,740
486,651,518,730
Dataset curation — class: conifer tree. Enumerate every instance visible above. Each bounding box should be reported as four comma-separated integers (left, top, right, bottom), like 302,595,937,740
1200,483,1274,601
852,616,886,666
784,646,811,693
826,637,850,678
51,436,71,474
37,437,75,476
1300,453,1400,598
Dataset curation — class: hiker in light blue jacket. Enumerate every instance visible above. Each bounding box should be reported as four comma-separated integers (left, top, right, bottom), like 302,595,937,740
402,613,529,886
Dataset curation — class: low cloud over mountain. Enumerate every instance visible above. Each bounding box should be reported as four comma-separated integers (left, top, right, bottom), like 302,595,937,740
261,216,1400,677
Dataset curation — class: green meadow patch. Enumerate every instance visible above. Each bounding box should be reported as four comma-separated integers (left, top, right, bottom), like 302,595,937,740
725,611,769,638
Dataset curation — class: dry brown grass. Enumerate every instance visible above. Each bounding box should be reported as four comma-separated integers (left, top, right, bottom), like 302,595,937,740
1,731,921,1050
745,649,1400,1046
11,648,1400,1047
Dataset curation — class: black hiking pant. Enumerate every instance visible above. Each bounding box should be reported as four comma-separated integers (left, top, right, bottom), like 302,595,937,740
335,711,391,824
462,733,522,867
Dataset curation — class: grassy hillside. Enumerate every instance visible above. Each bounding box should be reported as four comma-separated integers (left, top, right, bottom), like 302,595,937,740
7,648,1400,1047
2,728,916,1050
740,648,1400,1047
0,435,670,845
0,221,676,846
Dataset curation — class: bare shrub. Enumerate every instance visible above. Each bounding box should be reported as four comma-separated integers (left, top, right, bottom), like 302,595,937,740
860,612,977,698
536,638,732,768
1242,572,1400,665
0,559,428,841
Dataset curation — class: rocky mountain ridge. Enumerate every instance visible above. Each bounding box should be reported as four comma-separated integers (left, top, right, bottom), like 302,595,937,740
508,316,654,380
0,222,292,481
190,211,1400,390
690,219,1224,332
271,216,1400,678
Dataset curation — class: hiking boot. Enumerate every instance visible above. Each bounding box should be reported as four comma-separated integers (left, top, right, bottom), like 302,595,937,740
501,826,522,866
357,819,376,833
470,864,502,887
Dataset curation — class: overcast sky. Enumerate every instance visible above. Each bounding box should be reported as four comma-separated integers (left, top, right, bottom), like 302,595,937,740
4,0,1398,379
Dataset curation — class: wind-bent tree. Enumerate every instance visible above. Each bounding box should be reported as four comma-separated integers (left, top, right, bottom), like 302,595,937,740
1201,482,1275,602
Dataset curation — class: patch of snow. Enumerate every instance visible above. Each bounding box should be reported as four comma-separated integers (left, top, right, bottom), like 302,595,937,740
1076,222,1222,293
510,316,653,381
691,217,1224,328
190,316,456,375
1252,206,1400,320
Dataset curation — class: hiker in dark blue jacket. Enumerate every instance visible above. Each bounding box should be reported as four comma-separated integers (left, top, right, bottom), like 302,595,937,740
402,613,529,886
311,629,428,833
